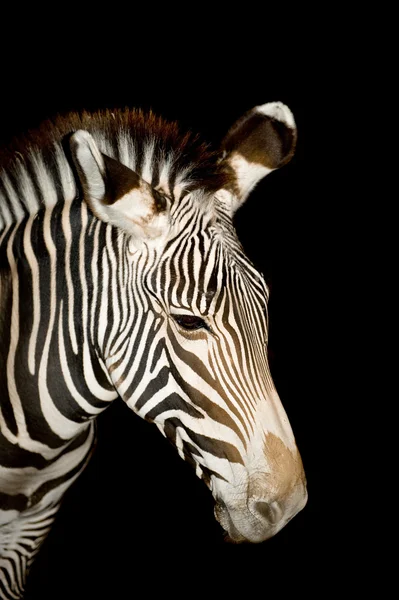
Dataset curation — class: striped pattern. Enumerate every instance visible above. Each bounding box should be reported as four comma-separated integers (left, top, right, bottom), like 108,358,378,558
0,104,305,597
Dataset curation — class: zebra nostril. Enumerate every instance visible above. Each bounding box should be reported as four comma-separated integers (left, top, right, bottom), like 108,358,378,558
254,501,280,524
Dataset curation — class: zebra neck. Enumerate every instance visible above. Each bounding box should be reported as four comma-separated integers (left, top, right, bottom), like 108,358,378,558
0,198,121,451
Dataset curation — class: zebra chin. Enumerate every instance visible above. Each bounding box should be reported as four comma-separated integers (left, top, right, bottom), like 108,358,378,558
214,482,308,543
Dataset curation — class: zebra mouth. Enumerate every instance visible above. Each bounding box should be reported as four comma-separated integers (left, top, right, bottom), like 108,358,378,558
214,502,247,543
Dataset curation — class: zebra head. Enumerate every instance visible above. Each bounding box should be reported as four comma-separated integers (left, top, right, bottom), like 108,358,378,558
70,102,307,543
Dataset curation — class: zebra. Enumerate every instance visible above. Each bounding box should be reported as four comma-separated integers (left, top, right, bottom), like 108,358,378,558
0,101,307,598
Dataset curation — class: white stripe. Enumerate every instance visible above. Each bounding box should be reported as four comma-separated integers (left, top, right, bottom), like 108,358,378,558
141,141,155,184
61,200,78,354
16,161,40,213
1,173,25,222
6,226,28,439
90,219,101,344
158,157,172,196
29,154,57,208
117,131,135,169
54,145,76,202
104,225,121,358
0,191,13,231
23,215,41,375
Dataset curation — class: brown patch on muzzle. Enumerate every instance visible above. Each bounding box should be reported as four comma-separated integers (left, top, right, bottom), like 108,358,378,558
263,433,305,498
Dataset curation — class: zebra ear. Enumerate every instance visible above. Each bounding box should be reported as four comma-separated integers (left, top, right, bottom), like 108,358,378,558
69,130,169,244
219,102,297,214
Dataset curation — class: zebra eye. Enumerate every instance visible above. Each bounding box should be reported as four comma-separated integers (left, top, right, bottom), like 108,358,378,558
173,315,209,331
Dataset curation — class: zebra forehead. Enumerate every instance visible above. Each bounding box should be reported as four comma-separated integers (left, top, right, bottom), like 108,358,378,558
157,219,267,308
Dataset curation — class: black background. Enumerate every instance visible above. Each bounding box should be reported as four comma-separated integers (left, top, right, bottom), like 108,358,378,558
0,26,345,599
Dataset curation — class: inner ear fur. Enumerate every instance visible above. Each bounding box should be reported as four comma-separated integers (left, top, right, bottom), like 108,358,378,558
222,107,297,170
219,102,297,210
101,154,143,204
69,129,168,242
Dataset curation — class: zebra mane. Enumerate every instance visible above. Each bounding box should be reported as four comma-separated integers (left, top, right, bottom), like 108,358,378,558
0,108,231,230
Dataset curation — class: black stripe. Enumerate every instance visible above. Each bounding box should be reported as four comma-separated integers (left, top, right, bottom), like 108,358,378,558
145,391,203,421
0,424,93,469
0,267,18,436
163,417,243,465
0,434,94,513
